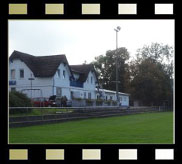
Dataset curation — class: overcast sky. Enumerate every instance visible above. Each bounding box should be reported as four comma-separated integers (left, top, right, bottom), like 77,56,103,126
9,20,174,65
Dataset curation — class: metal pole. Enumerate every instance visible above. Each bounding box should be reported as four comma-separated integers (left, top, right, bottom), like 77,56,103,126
31,79,32,100
114,27,120,106
115,30,119,105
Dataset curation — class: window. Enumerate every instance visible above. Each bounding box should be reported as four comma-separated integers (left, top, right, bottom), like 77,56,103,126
11,69,15,79
71,91,74,99
110,96,112,100
20,69,24,78
87,78,89,83
88,92,91,99
91,76,93,84
57,69,60,77
84,92,86,99
63,70,66,79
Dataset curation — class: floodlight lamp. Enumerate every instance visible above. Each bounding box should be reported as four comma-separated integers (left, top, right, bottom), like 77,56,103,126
117,26,121,31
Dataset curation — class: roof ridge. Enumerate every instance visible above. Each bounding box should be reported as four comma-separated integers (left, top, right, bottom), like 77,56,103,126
35,54,66,58
14,50,66,58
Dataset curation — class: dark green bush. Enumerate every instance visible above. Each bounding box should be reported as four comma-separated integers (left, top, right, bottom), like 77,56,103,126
96,99,103,106
73,97,82,101
112,101,117,106
9,91,32,114
85,99,93,106
105,100,112,106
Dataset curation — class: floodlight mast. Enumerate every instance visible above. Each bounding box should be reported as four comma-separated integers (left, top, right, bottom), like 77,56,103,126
114,26,121,106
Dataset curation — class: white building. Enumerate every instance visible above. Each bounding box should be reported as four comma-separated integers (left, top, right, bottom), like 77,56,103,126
96,89,129,107
9,50,129,106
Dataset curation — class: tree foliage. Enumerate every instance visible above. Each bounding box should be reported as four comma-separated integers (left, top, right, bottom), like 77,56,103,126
130,43,174,106
92,43,174,106
136,43,174,78
92,47,130,92
130,58,173,105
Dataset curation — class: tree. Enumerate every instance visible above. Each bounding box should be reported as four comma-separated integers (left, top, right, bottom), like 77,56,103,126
92,47,130,92
136,43,174,78
130,43,174,106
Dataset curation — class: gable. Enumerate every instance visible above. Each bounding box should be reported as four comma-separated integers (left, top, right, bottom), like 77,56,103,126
70,64,98,83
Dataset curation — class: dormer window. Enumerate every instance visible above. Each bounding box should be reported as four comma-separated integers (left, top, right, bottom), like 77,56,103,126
63,70,66,79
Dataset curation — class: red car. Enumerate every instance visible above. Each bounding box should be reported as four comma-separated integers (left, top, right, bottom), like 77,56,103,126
32,97,52,107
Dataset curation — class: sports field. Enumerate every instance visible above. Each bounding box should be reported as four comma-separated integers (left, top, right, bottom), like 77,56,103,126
9,112,173,144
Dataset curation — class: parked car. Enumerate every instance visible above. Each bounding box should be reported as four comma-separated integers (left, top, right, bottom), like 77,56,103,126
32,97,51,107
48,95,72,107
48,95,58,107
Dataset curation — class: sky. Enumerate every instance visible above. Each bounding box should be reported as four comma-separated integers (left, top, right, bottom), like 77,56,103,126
9,20,174,65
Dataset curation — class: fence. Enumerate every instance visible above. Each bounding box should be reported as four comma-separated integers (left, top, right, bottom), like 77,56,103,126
71,99,118,107
9,106,172,128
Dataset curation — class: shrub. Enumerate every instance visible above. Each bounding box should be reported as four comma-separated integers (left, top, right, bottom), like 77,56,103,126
73,97,82,101
112,101,117,106
85,99,93,106
9,91,32,114
105,100,112,106
96,99,103,106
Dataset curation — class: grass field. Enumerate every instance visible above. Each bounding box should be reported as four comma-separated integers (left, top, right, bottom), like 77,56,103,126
9,112,173,144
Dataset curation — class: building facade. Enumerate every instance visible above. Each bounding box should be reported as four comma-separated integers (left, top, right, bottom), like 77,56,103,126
9,50,129,106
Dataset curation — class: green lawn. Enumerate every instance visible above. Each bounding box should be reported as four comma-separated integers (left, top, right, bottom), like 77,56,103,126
9,112,173,144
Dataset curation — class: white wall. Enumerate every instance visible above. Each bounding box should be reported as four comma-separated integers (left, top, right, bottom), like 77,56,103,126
9,59,53,98
121,95,129,106
53,63,71,88
96,89,129,107
83,71,97,99
53,63,72,99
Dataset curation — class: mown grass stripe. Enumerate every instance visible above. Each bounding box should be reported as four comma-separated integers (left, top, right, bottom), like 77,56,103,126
9,112,173,144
